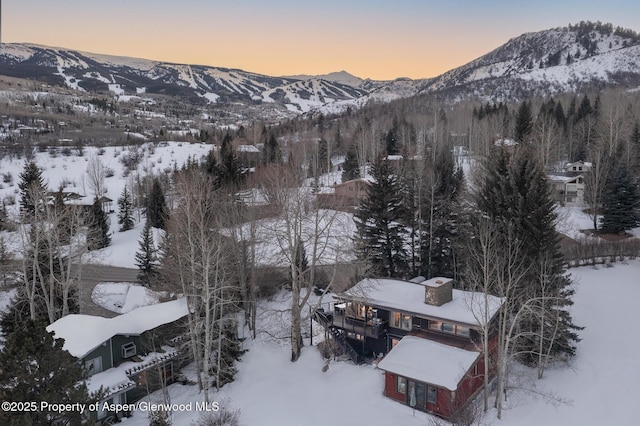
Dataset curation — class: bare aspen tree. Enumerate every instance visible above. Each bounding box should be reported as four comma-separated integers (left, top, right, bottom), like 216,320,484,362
86,154,106,199
19,187,87,323
492,223,530,419
465,216,500,412
163,169,238,402
260,163,344,361
533,112,560,170
584,139,610,231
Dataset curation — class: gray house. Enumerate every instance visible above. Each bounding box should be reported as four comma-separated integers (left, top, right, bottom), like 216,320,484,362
47,299,190,424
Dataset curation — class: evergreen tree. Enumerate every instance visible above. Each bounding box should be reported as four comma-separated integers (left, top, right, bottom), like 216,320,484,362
146,178,167,229
554,100,566,129
631,121,640,175
384,117,400,155
18,161,46,218
476,147,581,362
514,101,533,143
576,94,593,121
219,133,243,187
600,160,640,233
354,155,408,278
87,197,111,250
0,201,7,231
135,222,159,286
0,320,96,426
317,139,329,174
342,144,360,182
418,147,465,279
117,186,135,232
262,133,282,164
203,148,220,180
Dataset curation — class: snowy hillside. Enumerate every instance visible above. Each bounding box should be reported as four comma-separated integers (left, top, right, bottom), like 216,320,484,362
0,44,373,114
423,23,640,100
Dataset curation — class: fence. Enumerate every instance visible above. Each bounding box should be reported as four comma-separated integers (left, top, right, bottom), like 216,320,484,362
563,236,640,268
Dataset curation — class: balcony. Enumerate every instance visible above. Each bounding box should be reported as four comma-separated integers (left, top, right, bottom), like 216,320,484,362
331,310,386,338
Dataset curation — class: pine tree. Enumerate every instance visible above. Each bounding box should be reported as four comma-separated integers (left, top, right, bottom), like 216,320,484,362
262,133,281,164
87,197,111,250
600,160,640,233
318,139,329,174
631,121,640,175
476,147,581,362
0,201,7,231
514,101,533,143
418,147,464,279
146,178,167,229
203,148,220,179
354,155,408,278
135,222,158,286
384,118,400,155
219,133,243,187
342,144,360,182
117,186,135,232
0,320,97,425
18,161,46,218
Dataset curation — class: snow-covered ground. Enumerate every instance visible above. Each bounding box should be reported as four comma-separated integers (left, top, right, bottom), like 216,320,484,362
0,143,356,268
108,261,640,426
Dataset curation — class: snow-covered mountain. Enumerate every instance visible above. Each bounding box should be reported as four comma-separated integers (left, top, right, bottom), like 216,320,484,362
0,43,379,114
421,22,640,100
1,22,639,115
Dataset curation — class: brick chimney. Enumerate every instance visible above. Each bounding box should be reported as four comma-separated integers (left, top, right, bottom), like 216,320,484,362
424,278,453,306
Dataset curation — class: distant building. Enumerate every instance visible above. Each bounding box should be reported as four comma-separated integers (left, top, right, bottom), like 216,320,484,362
316,178,371,211
548,174,585,206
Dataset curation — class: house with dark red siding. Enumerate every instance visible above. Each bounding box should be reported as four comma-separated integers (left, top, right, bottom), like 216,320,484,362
314,277,503,419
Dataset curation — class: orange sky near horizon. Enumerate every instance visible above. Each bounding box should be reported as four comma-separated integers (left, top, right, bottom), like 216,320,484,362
3,1,639,80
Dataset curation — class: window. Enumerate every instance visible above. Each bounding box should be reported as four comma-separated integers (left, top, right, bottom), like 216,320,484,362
397,376,407,394
84,356,103,376
346,332,364,342
427,385,437,404
456,326,470,337
392,312,412,330
429,320,470,337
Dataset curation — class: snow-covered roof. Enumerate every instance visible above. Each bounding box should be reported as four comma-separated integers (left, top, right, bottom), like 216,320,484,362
548,174,582,183
496,139,518,146
237,144,261,153
377,336,479,390
338,278,502,327
47,298,189,358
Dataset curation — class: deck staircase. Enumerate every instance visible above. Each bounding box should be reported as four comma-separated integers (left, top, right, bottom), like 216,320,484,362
312,309,362,364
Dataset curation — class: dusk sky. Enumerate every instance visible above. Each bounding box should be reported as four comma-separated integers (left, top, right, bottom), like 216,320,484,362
3,1,640,80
